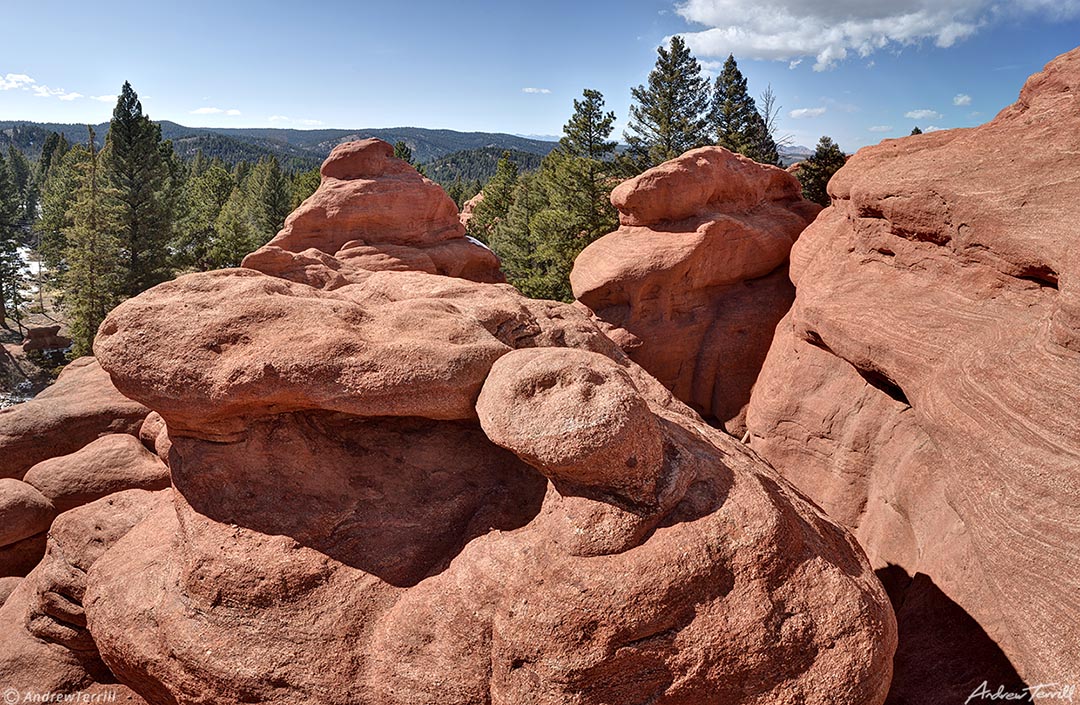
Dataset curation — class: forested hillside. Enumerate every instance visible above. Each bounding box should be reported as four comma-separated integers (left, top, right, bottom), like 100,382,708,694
0,120,557,168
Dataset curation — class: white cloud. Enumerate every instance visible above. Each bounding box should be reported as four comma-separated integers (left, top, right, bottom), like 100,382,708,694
269,115,290,122
674,0,1080,71
790,107,827,118
0,73,35,90
925,125,945,132
905,108,943,120
90,95,115,103
522,87,551,94
953,93,972,105
190,107,242,116
32,85,67,98
297,119,324,126
868,125,893,132
58,92,83,101
788,58,803,69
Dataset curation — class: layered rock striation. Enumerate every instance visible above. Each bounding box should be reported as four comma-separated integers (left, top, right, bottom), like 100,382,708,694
746,47,1080,698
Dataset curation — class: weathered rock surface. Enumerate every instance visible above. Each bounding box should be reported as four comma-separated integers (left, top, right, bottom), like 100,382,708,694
23,434,170,514
0,357,149,480
242,138,504,286
22,325,73,352
0,478,55,576
82,259,895,703
0,489,164,695
572,147,820,433
0,576,20,605
746,47,1080,698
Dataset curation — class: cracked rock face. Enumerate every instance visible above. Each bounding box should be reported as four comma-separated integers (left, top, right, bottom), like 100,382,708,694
78,177,895,703
571,147,821,434
746,47,1080,698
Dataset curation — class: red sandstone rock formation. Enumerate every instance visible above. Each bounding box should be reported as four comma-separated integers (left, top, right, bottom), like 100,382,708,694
21,325,72,353
746,47,1080,699
74,252,895,701
571,147,820,434
242,138,504,286
459,191,483,228
0,357,148,480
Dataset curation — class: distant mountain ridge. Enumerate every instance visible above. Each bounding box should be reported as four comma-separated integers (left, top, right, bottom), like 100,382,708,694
0,120,559,171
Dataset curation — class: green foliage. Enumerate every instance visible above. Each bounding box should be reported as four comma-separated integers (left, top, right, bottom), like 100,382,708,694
625,36,712,170
484,90,620,302
245,156,291,246
290,167,321,210
209,186,257,268
393,141,414,164
174,163,234,270
710,55,781,166
36,145,90,271
62,128,125,356
423,148,541,191
467,152,519,244
910,126,923,135
6,146,38,233
104,81,176,296
0,149,25,328
796,136,847,207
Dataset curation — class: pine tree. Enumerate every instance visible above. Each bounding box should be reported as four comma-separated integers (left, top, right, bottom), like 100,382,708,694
290,167,321,210
38,132,69,184
210,186,257,268
0,149,25,329
176,163,234,270
62,127,125,356
910,126,923,135
796,136,847,207
625,36,712,170
246,156,291,246
467,152,519,244
711,56,781,166
393,141,414,164
36,146,89,271
6,147,38,233
104,81,175,296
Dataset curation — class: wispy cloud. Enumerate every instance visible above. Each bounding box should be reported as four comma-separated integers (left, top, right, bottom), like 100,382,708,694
925,125,945,132
522,87,551,94
868,125,893,132
790,107,827,119
953,93,972,106
675,0,1080,71
905,108,943,120
58,92,83,102
90,95,115,103
190,107,241,116
269,115,290,122
267,115,323,126
297,119,323,126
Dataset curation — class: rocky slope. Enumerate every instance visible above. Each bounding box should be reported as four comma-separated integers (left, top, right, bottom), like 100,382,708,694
746,47,1080,700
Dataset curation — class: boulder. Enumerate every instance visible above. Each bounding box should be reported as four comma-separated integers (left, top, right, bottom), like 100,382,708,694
242,138,504,286
746,46,1080,698
572,147,820,433
0,357,149,480
459,191,483,228
0,478,55,575
23,434,171,514
22,325,73,352
0,489,165,694
83,262,895,705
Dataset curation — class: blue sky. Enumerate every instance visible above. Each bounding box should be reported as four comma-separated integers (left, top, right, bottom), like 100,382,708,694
2,0,1079,151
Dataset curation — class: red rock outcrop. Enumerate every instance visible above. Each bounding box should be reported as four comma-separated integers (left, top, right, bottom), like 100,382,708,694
571,147,820,434
22,325,73,353
746,47,1080,699
0,478,55,576
0,357,148,480
78,259,895,702
242,138,504,286
459,191,483,228
22,434,170,514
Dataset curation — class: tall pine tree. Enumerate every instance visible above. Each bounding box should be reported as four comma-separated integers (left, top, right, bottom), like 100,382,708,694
625,36,711,170
63,127,125,356
0,149,24,330
104,81,174,296
711,55,781,166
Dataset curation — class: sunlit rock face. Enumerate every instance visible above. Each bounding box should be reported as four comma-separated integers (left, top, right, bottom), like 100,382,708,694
62,139,895,704
571,146,820,434
746,46,1080,701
